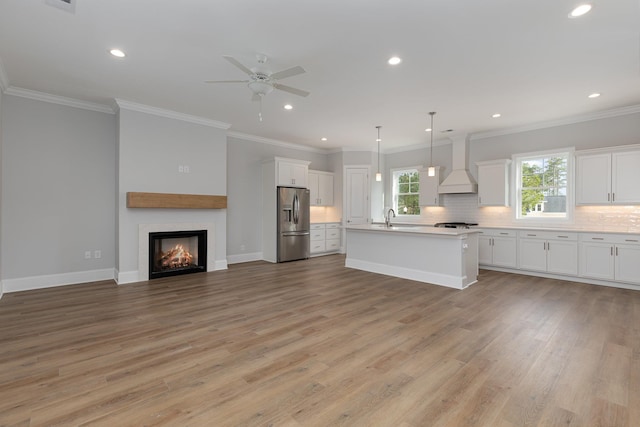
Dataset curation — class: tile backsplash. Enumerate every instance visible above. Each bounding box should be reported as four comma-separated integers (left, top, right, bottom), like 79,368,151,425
419,194,640,233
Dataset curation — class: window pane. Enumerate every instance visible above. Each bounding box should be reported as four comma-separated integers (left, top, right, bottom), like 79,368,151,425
518,154,569,218
410,182,419,193
393,168,421,215
399,183,409,193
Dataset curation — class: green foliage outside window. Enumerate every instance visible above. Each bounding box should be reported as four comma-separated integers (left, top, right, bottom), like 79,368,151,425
520,155,567,216
394,170,420,215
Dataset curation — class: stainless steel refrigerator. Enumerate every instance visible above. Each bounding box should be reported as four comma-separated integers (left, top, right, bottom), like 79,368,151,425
277,186,310,262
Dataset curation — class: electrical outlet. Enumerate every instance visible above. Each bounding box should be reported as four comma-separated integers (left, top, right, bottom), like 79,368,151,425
240,244,246,251
184,165,190,173
178,165,184,173
94,250,101,259
84,251,91,259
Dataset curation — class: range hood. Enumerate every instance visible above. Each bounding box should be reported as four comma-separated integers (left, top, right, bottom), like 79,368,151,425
438,136,478,194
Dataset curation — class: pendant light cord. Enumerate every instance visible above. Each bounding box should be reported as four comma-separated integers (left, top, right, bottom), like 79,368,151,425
429,112,435,166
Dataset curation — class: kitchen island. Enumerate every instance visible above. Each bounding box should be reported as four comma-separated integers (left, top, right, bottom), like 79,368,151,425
345,224,479,289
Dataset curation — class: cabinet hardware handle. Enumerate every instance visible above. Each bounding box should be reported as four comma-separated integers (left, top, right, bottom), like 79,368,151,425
608,193,610,201
611,246,614,256
612,193,615,202
434,197,437,204
557,235,569,238
625,239,639,242
616,247,619,256
492,238,495,245
592,237,604,240
500,232,509,235
527,234,537,237
547,242,550,250
479,197,482,204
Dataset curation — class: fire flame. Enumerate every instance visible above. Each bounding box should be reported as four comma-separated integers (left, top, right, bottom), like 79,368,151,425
158,244,194,269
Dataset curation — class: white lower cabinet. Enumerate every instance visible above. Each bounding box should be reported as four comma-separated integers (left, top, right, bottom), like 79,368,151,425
477,229,517,268
518,231,578,276
310,223,341,255
579,233,640,285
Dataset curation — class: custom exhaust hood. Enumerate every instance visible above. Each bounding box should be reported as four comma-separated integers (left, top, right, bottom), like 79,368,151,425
438,136,478,194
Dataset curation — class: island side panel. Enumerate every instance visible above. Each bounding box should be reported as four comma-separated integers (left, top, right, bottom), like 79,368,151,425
345,229,478,289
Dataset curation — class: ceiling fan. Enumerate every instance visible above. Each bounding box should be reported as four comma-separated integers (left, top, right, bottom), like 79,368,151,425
206,54,310,120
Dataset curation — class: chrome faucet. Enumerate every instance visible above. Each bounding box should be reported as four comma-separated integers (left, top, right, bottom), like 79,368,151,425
385,208,396,227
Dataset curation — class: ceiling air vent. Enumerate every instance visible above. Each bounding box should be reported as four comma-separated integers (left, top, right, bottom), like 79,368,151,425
45,0,76,14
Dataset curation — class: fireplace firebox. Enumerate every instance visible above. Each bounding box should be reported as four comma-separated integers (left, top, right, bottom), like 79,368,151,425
148,230,207,280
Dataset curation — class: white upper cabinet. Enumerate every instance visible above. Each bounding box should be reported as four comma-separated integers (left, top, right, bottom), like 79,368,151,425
419,166,444,207
476,159,511,207
576,147,640,205
308,170,334,206
276,157,310,188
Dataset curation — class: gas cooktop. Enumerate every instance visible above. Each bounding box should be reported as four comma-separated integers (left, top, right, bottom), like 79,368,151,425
433,222,478,229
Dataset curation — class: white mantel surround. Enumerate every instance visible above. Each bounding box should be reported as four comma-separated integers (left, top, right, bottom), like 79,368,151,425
127,222,217,283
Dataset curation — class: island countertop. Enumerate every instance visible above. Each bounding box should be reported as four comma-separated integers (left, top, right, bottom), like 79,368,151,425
346,223,480,237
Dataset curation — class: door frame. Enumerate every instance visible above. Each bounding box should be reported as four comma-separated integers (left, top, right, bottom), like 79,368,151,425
342,165,371,252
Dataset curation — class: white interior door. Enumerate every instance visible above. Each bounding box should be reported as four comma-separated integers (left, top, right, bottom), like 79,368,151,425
345,167,370,225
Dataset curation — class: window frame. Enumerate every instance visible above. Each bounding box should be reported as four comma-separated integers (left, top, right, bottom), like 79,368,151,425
512,147,574,225
391,166,422,217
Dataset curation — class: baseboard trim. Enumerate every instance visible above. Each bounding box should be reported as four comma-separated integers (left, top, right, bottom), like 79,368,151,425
227,252,263,265
3,269,115,293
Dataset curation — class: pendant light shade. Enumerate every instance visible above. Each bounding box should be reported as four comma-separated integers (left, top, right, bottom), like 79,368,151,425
428,112,436,177
375,126,382,182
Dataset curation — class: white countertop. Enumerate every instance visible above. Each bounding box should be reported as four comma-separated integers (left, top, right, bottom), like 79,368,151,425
346,223,479,236
472,225,640,236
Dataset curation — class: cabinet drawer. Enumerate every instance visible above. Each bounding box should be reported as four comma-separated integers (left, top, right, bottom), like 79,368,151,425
311,224,326,230
517,230,578,241
310,241,326,253
326,223,341,229
311,230,325,241
326,228,341,239
325,239,340,251
580,233,640,245
475,228,516,238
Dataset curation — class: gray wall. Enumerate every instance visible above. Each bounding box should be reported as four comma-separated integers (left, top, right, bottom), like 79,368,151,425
117,107,227,280
1,95,116,279
0,88,3,298
226,136,329,258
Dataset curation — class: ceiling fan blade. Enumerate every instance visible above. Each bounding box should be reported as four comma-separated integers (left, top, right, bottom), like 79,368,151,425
270,65,306,81
204,80,249,84
223,55,254,76
251,93,261,102
273,83,310,97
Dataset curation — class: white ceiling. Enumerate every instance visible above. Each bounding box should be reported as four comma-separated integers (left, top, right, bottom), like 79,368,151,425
1,0,639,151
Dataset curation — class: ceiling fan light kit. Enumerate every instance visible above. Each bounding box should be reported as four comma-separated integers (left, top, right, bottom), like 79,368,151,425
206,54,310,121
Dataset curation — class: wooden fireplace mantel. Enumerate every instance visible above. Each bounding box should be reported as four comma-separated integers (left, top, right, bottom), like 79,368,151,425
126,192,227,209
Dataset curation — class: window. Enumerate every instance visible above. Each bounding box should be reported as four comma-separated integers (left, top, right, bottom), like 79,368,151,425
392,168,420,215
514,149,573,221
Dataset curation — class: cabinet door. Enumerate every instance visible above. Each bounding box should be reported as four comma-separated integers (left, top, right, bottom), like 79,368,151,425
318,173,334,206
546,240,578,275
518,238,547,272
477,162,509,206
308,172,320,206
614,244,640,285
418,167,443,206
575,153,611,204
478,235,493,265
579,242,614,280
612,151,640,204
278,161,308,187
491,236,517,268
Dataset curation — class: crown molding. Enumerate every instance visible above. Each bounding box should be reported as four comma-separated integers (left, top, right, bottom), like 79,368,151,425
227,131,330,153
114,99,231,129
0,56,8,92
4,86,115,114
470,104,640,141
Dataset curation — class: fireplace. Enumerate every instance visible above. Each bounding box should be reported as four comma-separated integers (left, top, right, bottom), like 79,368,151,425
148,230,207,280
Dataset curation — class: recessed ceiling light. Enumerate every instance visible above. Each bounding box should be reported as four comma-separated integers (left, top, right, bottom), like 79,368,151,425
588,93,601,98
284,104,293,110
492,113,501,118
109,48,126,58
569,4,592,18
321,137,328,142
388,56,402,65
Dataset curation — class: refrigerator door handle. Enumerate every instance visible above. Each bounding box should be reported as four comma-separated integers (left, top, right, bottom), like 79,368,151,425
282,231,310,237
293,193,299,224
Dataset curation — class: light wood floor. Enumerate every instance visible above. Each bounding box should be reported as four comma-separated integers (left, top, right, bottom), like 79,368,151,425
1,254,639,426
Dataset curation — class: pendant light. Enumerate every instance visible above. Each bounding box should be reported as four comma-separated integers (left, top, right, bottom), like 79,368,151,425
375,126,382,182
428,112,436,177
